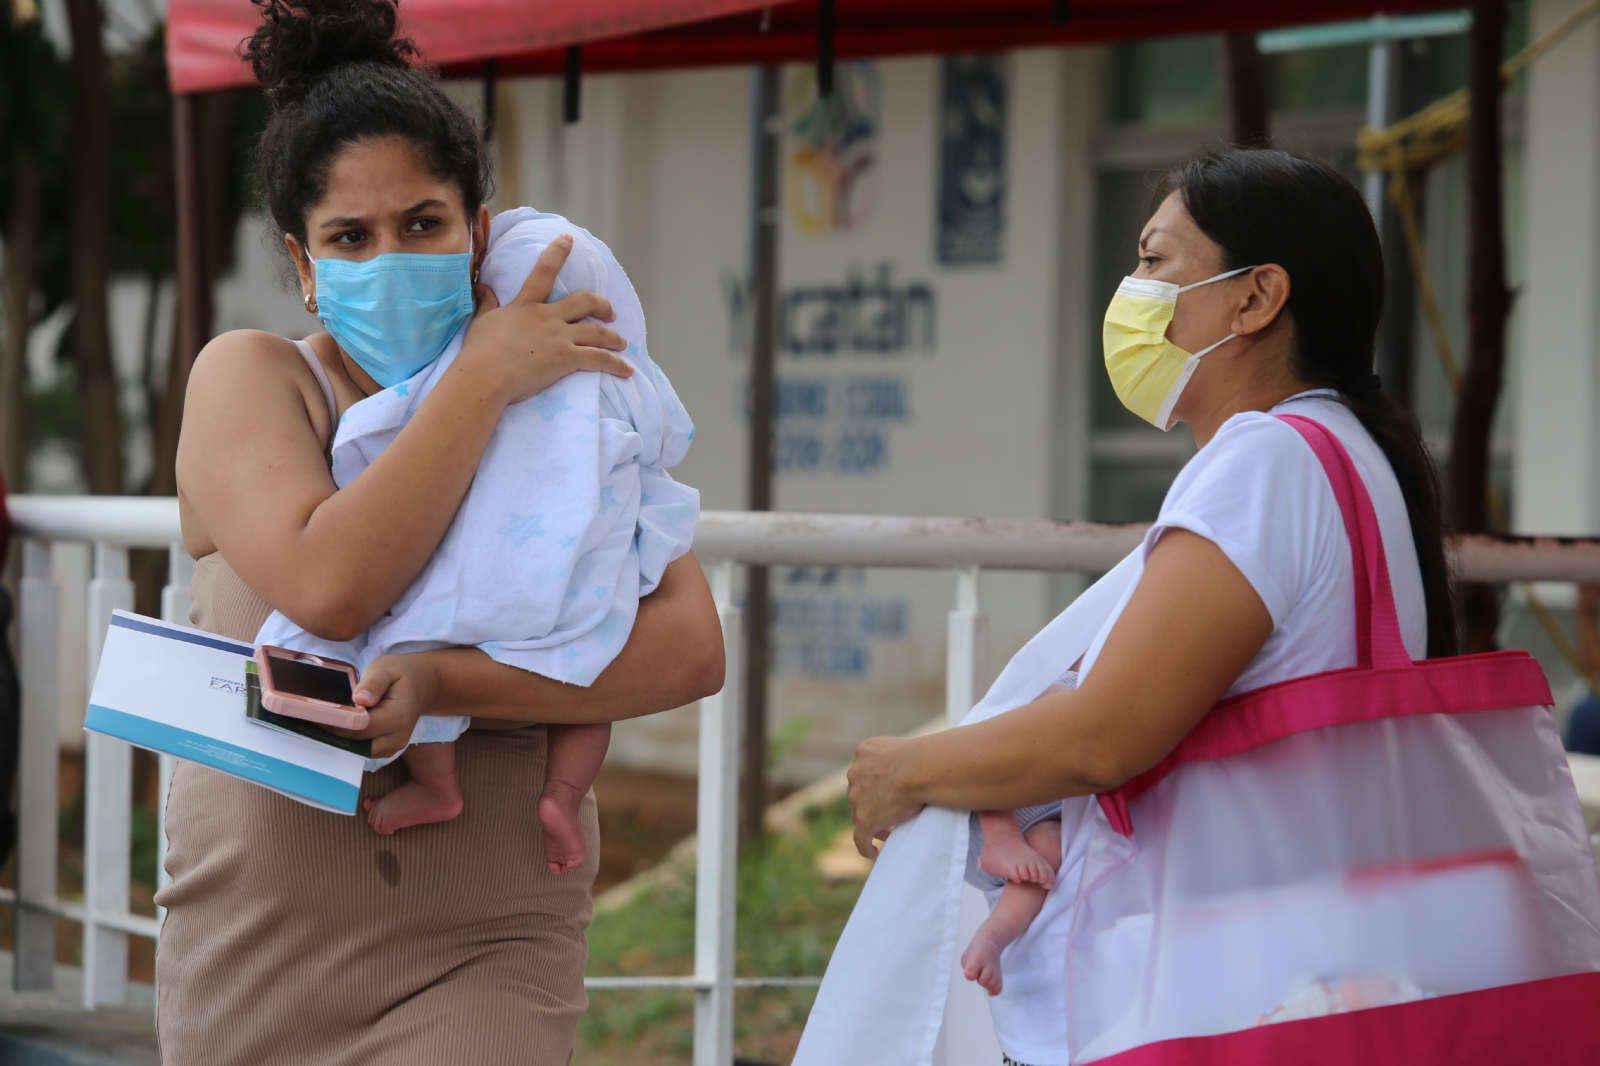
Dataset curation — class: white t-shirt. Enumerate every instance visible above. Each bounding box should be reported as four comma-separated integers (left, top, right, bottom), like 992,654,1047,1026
992,390,1429,1064
1079,389,1427,685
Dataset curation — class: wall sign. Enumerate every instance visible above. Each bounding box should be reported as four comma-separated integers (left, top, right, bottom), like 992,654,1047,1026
787,62,882,234
938,54,1009,266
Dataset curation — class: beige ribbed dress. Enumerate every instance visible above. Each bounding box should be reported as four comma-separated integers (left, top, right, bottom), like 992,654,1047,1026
153,553,600,1065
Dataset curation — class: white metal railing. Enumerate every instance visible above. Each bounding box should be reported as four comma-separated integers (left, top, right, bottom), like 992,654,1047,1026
9,495,1600,1063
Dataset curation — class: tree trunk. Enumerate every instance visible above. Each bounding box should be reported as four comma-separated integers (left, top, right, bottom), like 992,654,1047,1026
1449,1,1511,653
2,160,42,491
65,0,122,495
741,66,782,842
150,92,234,499
1223,33,1271,148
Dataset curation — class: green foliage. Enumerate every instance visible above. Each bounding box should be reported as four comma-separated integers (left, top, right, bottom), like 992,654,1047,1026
25,366,80,456
577,799,863,1065
129,803,159,895
0,15,72,318
107,28,176,279
767,715,814,770
1107,36,1221,126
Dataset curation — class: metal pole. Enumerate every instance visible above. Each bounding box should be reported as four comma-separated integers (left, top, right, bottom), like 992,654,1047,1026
173,94,210,408
1364,40,1394,233
741,66,782,842
14,539,58,991
82,542,133,1007
564,46,582,124
482,57,498,141
816,0,835,97
694,562,741,1066
1451,0,1512,652
1222,32,1271,147
946,568,988,725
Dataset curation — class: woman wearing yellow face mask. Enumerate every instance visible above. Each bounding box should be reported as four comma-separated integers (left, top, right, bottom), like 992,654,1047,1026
801,148,1600,1066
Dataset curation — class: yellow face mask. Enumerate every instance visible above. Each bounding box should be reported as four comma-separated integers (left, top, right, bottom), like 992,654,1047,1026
1102,266,1255,430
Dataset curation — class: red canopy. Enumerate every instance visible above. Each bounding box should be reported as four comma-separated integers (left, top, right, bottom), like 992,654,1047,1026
170,0,1461,94
166,0,772,93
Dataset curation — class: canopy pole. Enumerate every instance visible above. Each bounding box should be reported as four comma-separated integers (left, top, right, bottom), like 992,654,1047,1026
1450,0,1512,652
1223,32,1271,147
173,93,210,412
817,0,834,97
564,45,582,124
741,65,782,843
482,57,498,141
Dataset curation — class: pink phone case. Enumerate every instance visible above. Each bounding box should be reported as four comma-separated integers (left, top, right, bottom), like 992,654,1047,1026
254,646,370,730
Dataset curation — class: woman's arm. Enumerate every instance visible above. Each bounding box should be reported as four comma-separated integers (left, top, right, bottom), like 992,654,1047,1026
178,239,633,640
848,529,1273,856
347,553,725,757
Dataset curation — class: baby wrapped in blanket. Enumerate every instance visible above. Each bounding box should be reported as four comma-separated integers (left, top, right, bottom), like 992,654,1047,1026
257,209,699,869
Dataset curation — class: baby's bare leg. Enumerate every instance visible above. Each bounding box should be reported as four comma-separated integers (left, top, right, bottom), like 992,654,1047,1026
364,741,464,835
962,819,1063,997
538,722,611,874
976,809,1057,888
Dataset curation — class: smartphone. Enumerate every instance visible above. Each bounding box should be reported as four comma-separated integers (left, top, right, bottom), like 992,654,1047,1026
253,645,369,730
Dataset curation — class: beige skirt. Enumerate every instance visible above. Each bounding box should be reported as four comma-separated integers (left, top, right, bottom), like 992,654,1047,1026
155,554,598,1065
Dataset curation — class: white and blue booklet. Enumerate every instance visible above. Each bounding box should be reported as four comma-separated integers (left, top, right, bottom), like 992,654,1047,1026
85,610,365,814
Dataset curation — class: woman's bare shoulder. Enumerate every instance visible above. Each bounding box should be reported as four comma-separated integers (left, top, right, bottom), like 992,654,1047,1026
188,328,316,392
185,329,334,437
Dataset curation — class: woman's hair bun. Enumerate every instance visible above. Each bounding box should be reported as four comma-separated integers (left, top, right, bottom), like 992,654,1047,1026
242,0,419,109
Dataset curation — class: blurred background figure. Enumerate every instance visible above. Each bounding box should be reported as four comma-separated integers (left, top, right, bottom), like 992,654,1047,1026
1568,584,1600,755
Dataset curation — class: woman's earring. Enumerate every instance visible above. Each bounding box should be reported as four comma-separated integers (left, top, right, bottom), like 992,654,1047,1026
303,292,318,314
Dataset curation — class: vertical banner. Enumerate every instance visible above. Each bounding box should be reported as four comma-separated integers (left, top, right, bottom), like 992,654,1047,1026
938,55,1009,266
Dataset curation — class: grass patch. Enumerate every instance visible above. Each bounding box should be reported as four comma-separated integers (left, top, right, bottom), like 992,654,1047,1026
577,798,864,1065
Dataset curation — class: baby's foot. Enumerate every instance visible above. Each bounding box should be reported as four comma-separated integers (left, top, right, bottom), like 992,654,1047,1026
961,929,1006,996
979,834,1056,889
364,777,464,836
537,780,587,874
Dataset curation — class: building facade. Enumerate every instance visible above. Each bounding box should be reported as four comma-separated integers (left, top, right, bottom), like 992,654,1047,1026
194,0,1598,782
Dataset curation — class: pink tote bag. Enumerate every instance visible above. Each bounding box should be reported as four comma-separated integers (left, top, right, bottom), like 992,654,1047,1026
1064,415,1600,1064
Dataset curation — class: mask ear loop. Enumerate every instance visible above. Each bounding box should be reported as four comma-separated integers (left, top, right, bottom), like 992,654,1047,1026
1175,264,1257,294
1155,268,1256,431
299,244,319,315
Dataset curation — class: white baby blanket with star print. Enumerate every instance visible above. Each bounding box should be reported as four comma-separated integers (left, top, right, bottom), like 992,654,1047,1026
256,208,699,748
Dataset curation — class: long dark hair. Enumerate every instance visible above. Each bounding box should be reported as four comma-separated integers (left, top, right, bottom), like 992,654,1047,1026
1155,149,1457,658
242,0,490,244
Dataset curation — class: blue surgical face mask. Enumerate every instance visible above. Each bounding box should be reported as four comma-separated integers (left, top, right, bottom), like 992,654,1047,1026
312,241,475,389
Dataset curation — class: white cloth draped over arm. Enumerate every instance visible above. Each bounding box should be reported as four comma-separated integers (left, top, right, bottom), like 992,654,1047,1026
791,550,1142,1066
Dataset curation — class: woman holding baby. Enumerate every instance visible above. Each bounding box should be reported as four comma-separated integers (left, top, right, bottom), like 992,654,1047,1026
819,132,1600,1060
158,1,723,1063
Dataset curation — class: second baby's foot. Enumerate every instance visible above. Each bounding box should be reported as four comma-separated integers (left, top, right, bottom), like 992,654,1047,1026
961,929,1007,996
538,780,587,875
979,834,1056,889
364,778,464,836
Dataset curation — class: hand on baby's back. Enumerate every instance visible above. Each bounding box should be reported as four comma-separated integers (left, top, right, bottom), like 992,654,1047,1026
459,236,633,406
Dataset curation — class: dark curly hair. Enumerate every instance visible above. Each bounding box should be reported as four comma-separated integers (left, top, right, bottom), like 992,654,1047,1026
241,0,490,243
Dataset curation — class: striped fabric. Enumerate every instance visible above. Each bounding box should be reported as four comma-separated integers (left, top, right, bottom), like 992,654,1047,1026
1014,803,1063,833
156,554,597,1065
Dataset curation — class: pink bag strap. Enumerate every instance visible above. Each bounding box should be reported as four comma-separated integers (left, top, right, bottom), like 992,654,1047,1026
1094,415,1544,837
1275,414,1412,671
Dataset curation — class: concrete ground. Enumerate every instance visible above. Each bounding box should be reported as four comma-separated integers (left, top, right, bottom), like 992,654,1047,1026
0,952,157,1066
